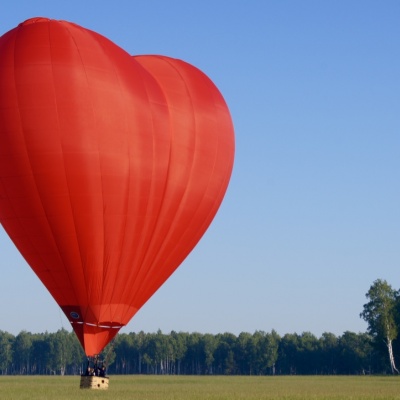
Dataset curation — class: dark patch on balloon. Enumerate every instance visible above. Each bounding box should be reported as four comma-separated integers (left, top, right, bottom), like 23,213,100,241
70,311,80,319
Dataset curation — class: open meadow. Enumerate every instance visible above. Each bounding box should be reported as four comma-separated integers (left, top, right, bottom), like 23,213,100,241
1,375,400,400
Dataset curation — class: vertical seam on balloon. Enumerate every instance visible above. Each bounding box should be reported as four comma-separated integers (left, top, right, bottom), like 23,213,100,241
120,56,199,320
187,90,234,239
116,60,174,319
132,58,233,310
120,61,168,322
111,52,132,327
135,58,204,303
150,56,198,291
47,21,83,309
62,22,98,319
7,27,50,285
11,22,73,308
89,32,108,325
0,33,22,225
93,36,132,326
115,57,173,320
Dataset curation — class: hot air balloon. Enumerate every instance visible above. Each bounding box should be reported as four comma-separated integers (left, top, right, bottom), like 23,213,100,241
0,18,234,358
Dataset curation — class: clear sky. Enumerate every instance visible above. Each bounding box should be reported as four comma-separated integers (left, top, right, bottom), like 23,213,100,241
0,1,399,338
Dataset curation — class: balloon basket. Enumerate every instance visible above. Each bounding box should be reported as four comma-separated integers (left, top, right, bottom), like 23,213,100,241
80,375,109,390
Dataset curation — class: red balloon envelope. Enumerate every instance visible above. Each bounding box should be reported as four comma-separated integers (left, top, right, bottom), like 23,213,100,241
0,18,234,356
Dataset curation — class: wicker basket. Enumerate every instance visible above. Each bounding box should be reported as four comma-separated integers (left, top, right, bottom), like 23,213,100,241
80,375,109,390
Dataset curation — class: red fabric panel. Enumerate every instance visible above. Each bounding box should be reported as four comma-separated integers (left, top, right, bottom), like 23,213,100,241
0,18,234,356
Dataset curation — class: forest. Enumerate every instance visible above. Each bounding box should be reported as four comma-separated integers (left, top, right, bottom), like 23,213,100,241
0,279,399,376
0,328,384,376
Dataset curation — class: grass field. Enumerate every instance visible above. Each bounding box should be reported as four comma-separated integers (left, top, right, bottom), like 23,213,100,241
1,375,400,400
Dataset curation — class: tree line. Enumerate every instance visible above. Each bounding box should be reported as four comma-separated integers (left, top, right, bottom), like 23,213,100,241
0,328,390,376
0,278,399,376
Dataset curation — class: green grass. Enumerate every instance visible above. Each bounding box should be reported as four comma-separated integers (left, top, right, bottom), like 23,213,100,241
1,375,400,400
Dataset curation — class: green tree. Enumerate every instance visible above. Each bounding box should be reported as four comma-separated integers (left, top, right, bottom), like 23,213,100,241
277,333,300,374
214,333,237,374
67,331,85,374
338,331,373,374
253,330,280,375
0,331,14,374
319,332,338,374
50,329,71,375
201,334,217,374
236,332,255,374
170,331,187,374
360,279,398,374
297,332,320,374
184,332,202,374
31,333,52,374
113,333,134,374
12,331,32,374
155,330,171,374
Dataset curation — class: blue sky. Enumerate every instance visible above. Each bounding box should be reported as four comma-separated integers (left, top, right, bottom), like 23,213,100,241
0,1,399,338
